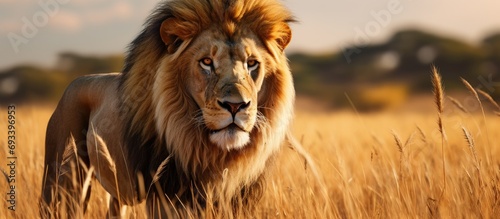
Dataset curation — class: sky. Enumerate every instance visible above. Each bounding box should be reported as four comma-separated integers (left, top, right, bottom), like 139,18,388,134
1,0,500,70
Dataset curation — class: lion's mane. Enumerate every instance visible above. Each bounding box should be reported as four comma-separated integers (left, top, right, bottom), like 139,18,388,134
119,0,294,202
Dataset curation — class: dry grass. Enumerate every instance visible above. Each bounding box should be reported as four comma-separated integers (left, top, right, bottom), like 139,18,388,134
2,78,500,218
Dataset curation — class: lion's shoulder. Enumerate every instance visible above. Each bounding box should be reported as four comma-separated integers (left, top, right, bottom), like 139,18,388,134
61,73,121,107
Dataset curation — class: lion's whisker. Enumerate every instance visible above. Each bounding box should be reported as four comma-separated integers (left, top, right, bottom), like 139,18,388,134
190,108,206,128
254,111,270,132
257,106,279,115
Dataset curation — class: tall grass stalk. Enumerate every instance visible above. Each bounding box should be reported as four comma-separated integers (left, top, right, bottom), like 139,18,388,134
431,66,447,201
477,89,500,111
461,77,492,161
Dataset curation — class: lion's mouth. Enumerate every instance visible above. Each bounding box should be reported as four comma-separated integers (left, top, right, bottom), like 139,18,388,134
208,123,251,150
210,123,247,134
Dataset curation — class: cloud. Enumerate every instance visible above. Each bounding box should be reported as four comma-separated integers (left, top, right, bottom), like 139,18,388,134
1,0,15,3
28,1,133,33
69,0,103,6
0,20,19,33
85,2,133,24
50,11,82,32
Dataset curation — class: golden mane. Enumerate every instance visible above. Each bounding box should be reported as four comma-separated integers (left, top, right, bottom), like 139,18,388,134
120,0,295,202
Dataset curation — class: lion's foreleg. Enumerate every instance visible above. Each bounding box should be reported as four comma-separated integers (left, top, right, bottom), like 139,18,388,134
41,134,93,218
41,90,93,218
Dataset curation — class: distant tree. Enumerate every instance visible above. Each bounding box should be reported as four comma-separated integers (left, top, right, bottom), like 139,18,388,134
289,29,500,108
0,65,67,104
483,33,500,62
56,52,124,76
0,52,126,104
480,33,500,98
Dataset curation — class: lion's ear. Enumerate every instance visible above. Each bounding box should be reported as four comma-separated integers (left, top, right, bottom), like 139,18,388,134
277,23,292,50
269,22,292,51
160,18,197,53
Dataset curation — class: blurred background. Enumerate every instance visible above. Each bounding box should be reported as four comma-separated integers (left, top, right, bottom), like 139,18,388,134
1,0,500,111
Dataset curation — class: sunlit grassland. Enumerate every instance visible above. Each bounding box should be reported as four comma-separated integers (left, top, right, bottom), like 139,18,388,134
1,98,499,218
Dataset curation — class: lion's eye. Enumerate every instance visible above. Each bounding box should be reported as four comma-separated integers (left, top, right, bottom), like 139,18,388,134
247,60,259,72
200,58,213,72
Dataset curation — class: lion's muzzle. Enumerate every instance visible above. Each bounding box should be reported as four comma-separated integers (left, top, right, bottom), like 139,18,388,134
205,81,257,150
218,100,250,116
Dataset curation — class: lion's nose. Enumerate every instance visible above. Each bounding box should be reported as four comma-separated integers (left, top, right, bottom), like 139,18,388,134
218,101,250,116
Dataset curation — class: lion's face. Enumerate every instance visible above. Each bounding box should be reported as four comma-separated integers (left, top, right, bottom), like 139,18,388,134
186,29,267,150
151,0,294,159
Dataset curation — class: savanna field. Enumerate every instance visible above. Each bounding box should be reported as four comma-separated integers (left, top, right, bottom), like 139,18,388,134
1,88,500,218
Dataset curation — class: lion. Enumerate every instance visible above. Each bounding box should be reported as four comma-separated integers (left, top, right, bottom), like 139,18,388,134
40,0,295,217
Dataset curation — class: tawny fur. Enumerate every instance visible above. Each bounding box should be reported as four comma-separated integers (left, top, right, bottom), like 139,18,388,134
41,0,294,217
